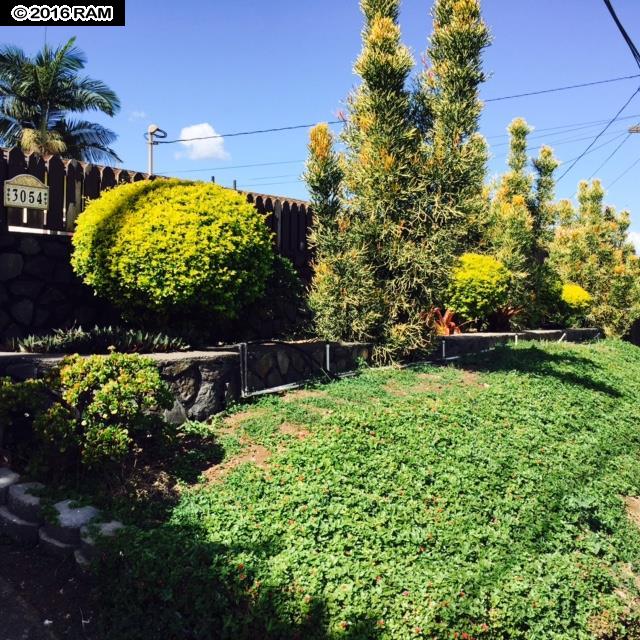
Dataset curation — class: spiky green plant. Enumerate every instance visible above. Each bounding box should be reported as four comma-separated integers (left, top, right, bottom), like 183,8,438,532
550,180,640,336
486,118,560,325
305,0,491,362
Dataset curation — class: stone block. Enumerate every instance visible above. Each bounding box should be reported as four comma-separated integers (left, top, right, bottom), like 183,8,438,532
10,299,34,326
277,350,290,376
190,382,222,421
80,520,124,562
18,237,41,256
5,362,40,381
0,468,20,504
38,528,75,560
42,241,70,258
0,505,39,545
9,279,43,298
23,255,53,279
0,254,24,281
7,482,45,524
42,500,101,545
38,287,65,305
164,400,189,425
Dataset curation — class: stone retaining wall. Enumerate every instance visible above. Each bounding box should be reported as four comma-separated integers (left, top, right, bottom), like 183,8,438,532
0,231,310,346
0,331,598,422
0,341,372,422
436,328,600,359
0,232,115,344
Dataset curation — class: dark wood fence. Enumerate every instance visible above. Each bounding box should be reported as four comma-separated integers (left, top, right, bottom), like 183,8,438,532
0,148,312,274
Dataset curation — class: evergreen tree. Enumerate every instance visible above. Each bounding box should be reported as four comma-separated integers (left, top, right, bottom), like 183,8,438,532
305,0,491,361
415,0,491,248
486,118,559,326
305,123,385,341
550,180,640,336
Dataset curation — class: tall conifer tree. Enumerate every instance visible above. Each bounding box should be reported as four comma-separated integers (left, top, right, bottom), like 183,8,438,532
305,0,491,361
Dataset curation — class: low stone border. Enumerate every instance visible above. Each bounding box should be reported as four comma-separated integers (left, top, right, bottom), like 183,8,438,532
0,340,372,423
0,331,599,424
0,467,123,568
434,328,600,360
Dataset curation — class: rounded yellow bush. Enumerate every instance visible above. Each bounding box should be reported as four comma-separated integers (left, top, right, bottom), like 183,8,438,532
561,283,592,312
72,179,274,318
448,253,511,324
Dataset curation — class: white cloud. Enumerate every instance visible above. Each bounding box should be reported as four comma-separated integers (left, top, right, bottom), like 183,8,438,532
175,123,229,161
128,110,147,121
629,231,640,254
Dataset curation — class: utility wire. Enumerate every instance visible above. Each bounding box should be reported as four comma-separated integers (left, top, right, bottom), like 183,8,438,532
167,159,306,174
603,0,640,68
588,132,632,179
608,156,640,188
154,74,640,147
157,121,343,145
556,85,640,182
162,115,640,175
484,73,640,102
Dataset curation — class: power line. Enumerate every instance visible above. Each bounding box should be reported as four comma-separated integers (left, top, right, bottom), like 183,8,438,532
241,173,301,183
165,159,306,174
563,131,630,165
603,0,640,69
484,73,640,103
161,115,640,175
488,115,640,145
153,75,640,148
491,129,629,160
157,121,344,145
556,85,640,182
240,179,304,189
607,156,640,188
587,133,632,179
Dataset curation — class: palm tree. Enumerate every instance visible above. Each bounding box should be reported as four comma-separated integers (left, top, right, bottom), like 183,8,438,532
0,37,121,164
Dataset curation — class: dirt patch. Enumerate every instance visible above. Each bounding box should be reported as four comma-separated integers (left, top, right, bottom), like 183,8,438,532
218,408,266,435
279,422,311,439
205,444,272,484
281,389,328,403
625,496,640,529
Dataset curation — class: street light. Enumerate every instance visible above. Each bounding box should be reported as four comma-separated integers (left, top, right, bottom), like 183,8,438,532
144,124,167,175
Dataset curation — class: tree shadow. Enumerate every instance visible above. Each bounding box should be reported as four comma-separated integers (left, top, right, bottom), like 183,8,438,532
459,343,622,398
94,521,381,640
58,423,226,528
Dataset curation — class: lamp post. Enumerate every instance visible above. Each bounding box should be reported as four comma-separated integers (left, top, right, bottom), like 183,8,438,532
145,124,167,175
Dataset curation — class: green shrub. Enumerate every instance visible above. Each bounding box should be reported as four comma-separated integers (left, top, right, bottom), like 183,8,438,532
72,179,274,319
556,283,593,329
0,377,50,464
562,283,592,313
14,326,189,354
30,354,173,472
447,253,511,327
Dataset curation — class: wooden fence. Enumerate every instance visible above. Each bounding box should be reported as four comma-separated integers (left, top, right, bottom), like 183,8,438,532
0,148,312,274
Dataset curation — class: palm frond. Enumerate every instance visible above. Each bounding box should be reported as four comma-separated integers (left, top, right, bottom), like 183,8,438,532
54,118,121,164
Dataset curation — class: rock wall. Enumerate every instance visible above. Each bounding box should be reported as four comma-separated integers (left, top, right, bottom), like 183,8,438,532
0,341,372,422
0,232,115,345
0,231,310,347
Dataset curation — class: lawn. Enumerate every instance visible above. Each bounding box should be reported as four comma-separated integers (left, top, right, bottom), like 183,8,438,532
96,339,640,640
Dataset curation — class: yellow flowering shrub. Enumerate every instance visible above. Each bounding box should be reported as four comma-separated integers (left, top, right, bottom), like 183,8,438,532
448,253,511,326
561,283,592,312
72,179,274,318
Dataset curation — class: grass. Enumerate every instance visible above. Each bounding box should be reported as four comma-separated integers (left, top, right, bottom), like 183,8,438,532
95,339,640,639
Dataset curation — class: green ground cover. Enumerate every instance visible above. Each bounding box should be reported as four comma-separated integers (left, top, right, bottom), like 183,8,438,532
97,340,640,639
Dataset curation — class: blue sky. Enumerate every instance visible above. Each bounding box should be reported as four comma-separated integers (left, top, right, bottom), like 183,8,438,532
1,0,640,240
